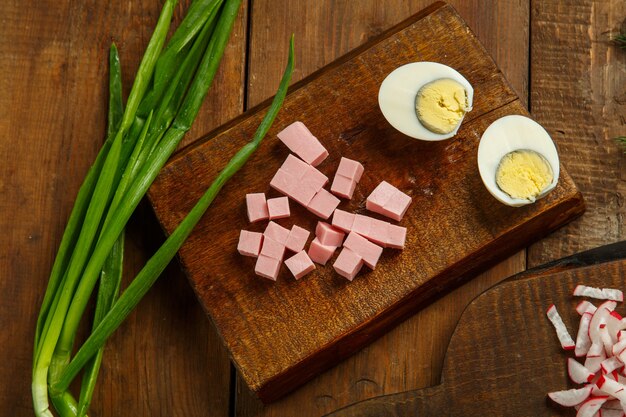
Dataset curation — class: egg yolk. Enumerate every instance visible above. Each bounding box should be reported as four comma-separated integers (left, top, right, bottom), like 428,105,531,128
495,150,554,201
415,78,470,134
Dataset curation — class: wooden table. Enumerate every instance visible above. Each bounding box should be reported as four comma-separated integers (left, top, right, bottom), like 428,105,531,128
2,1,624,416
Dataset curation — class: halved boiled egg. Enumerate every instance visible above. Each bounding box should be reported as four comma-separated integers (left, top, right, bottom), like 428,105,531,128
378,62,473,141
477,115,560,207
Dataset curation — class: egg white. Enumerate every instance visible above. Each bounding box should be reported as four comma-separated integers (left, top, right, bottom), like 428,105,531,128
378,62,474,141
477,115,560,207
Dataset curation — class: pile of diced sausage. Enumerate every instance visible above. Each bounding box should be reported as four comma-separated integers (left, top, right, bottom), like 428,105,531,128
237,121,411,281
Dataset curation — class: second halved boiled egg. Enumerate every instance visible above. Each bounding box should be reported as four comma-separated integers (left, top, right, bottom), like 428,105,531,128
477,115,560,207
378,62,474,141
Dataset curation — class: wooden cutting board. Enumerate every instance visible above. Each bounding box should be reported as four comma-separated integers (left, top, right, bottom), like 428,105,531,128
147,2,585,402
327,241,626,417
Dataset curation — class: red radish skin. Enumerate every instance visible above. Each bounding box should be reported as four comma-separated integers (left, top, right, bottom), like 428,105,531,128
570,358,597,384
549,386,594,407
576,396,609,417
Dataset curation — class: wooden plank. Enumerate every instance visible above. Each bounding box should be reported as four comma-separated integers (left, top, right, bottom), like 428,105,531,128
148,2,581,406
326,252,626,416
237,0,530,415
528,0,626,266
0,1,247,415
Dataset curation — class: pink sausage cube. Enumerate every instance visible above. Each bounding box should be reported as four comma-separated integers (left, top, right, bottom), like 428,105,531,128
387,224,407,249
307,188,340,219
254,255,281,281
333,247,364,281
237,230,263,257
284,251,316,280
264,221,290,245
246,193,269,223
267,197,290,220
381,191,412,221
368,218,390,247
331,209,355,233
343,232,383,269
270,169,297,197
290,181,318,206
352,214,372,237
308,238,337,265
286,225,310,253
277,121,328,166
330,175,357,199
260,237,286,261
303,165,329,192
336,157,365,182
315,222,345,247
280,154,309,179
366,181,412,221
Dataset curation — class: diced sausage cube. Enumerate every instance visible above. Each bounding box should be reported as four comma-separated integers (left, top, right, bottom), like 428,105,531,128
333,247,364,281
259,237,286,261
330,175,357,199
307,189,340,219
254,255,281,281
237,230,263,257
286,225,310,253
343,232,383,269
315,222,345,247
284,251,316,280
264,221,290,245
336,157,364,182
366,181,412,221
280,154,310,179
387,224,407,249
270,169,297,197
277,121,328,166
331,209,355,232
308,238,337,265
267,197,290,220
246,193,269,223
352,214,372,237
303,165,329,192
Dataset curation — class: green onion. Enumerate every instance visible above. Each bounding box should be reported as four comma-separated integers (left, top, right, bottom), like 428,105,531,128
53,35,295,393
33,2,178,416
76,46,126,417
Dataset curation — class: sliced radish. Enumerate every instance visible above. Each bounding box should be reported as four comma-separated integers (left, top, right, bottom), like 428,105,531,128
590,302,619,356
574,285,624,302
587,350,608,374
589,341,606,358
604,399,624,410
602,325,617,357
547,304,576,350
603,357,625,374
578,300,599,315
613,339,626,357
549,385,594,407
597,375,626,402
576,396,609,417
570,358,597,383
577,312,595,357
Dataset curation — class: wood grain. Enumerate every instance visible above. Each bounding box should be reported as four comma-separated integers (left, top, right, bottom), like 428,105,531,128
0,1,247,415
528,0,626,266
148,2,583,404
327,252,626,416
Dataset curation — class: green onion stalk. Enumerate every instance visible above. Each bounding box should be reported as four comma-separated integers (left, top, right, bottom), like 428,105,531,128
28,0,294,415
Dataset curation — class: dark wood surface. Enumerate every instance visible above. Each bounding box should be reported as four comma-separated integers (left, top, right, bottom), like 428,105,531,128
148,3,583,402
326,243,626,416
2,0,624,416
